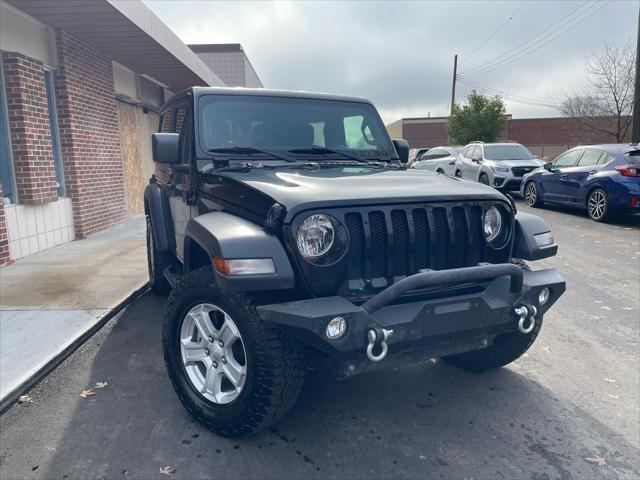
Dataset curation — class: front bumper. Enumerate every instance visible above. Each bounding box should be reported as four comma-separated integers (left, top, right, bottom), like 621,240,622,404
493,176,523,191
257,264,565,377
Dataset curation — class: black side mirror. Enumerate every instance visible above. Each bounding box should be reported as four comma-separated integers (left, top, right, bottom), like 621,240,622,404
152,133,180,164
392,139,410,165
543,162,554,171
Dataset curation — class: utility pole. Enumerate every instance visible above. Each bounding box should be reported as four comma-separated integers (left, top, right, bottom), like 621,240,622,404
450,54,458,117
632,4,640,143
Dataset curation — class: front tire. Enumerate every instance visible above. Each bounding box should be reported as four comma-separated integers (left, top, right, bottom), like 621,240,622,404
146,216,172,295
443,259,541,373
163,267,305,437
479,173,490,186
524,181,544,207
587,188,610,222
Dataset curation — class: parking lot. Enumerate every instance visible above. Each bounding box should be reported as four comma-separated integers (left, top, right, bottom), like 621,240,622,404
0,199,638,480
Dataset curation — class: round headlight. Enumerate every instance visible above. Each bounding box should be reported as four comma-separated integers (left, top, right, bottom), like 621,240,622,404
296,214,335,258
483,206,503,243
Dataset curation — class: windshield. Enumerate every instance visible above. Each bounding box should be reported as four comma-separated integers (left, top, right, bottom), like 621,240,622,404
484,145,534,161
197,95,395,165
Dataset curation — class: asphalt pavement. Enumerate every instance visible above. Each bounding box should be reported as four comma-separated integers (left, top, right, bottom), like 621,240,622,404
1,199,638,480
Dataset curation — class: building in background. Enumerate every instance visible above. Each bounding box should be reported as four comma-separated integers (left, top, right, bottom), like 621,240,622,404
189,44,263,88
387,115,632,160
0,0,262,266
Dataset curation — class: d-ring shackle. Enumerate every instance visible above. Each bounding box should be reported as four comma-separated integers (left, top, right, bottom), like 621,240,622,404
366,328,393,362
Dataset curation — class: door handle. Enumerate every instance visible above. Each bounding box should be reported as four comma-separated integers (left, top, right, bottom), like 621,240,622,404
560,174,567,179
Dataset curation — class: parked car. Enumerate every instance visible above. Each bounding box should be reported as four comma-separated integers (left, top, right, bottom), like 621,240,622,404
146,87,565,437
407,147,430,167
411,146,463,176
459,141,545,191
521,144,640,222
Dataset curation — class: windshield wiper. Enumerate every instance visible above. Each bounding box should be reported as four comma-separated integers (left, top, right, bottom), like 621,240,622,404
208,147,297,162
288,146,372,164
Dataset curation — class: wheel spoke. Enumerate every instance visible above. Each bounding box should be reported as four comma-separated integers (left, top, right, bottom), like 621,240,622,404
218,318,241,346
191,306,215,338
181,338,207,364
202,362,221,395
222,359,245,388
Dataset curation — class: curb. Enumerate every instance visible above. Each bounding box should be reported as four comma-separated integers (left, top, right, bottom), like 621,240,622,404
0,283,149,414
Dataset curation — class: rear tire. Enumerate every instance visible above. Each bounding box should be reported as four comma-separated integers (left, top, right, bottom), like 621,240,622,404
524,181,544,207
146,216,172,295
442,259,541,373
163,267,306,437
479,173,490,186
587,188,610,222
455,170,462,178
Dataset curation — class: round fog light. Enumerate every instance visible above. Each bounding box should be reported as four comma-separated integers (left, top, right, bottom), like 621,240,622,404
326,317,347,340
538,288,550,306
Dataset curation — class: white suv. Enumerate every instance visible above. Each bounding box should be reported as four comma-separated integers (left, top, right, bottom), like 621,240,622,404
459,142,545,191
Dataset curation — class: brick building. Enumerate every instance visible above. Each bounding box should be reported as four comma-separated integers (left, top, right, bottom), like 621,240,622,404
0,0,261,265
189,44,263,88
386,115,632,160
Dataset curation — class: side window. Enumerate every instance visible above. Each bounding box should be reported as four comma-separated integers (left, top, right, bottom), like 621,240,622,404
554,149,583,167
343,115,376,150
578,150,603,167
463,146,471,157
598,153,615,165
159,112,172,133
0,58,16,203
469,146,479,158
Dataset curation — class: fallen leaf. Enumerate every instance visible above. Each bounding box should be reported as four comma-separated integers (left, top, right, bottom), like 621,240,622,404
608,394,618,399
18,395,32,403
79,389,96,398
521,353,530,358
159,465,176,475
584,455,606,466
542,346,552,352
600,306,610,311
593,300,603,304
604,378,616,384
95,381,108,389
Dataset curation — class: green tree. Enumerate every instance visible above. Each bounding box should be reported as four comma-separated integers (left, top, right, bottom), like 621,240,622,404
447,91,506,144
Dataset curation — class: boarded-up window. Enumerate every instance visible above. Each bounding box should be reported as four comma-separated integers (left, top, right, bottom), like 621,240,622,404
139,76,164,107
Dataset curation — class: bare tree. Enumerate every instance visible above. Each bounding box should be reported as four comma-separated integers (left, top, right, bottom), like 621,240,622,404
559,41,635,143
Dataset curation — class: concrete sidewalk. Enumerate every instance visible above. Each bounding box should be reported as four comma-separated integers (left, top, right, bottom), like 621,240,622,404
0,215,148,410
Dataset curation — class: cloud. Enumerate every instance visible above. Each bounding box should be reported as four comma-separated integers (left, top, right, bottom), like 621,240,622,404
146,0,636,124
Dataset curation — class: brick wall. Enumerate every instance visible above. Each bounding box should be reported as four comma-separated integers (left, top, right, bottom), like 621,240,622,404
0,185,9,265
1,52,58,205
54,29,126,238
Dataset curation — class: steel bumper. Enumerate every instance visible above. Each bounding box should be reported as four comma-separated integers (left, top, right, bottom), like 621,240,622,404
257,264,565,377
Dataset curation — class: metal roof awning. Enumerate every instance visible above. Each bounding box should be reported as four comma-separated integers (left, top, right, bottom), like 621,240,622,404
6,0,223,91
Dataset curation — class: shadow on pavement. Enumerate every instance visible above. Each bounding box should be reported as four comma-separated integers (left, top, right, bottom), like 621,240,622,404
1,292,638,480
515,199,640,229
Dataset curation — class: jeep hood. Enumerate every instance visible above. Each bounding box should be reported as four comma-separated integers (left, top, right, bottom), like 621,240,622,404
219,166,507,220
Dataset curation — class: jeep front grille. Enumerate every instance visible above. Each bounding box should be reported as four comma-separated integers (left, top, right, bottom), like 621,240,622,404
339,203,507,290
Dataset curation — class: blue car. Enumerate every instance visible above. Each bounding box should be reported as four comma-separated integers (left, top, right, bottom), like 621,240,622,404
521,144,640,222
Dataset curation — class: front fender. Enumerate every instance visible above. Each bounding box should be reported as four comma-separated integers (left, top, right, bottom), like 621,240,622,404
144,183,175,253
513,211,558,260
184,212,295,291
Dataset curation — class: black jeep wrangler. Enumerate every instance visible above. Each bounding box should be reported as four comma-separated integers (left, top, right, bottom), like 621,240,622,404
145,87,565,438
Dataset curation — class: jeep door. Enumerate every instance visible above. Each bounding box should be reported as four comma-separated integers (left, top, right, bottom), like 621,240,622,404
167,105,197,260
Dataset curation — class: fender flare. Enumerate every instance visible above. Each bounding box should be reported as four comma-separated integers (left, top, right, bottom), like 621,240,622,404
184,211,295,291
513,211,558,261
144,183,175,253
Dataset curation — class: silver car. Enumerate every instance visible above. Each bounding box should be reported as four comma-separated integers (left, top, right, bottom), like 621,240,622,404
459,142,545,191
411,146,463,176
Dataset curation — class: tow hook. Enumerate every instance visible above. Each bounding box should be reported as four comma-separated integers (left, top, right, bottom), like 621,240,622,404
514,304,537,334
366,327,393,362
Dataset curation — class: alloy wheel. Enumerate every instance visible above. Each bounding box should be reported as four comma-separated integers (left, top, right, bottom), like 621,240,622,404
180,303,247,404
525,182,537,205
588,190,607,220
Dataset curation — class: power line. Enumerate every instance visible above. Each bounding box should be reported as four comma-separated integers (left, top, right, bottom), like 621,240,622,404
461,1,609,77
457,76,559,108
460,0,530,66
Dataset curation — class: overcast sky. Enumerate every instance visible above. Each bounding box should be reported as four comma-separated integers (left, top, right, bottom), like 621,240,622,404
146,0,637,124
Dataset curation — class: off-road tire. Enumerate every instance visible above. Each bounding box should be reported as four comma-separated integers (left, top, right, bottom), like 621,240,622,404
524,181,544,207
443,259,542,373
162,266,306,437
479,173,490,186
146,216,172,295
